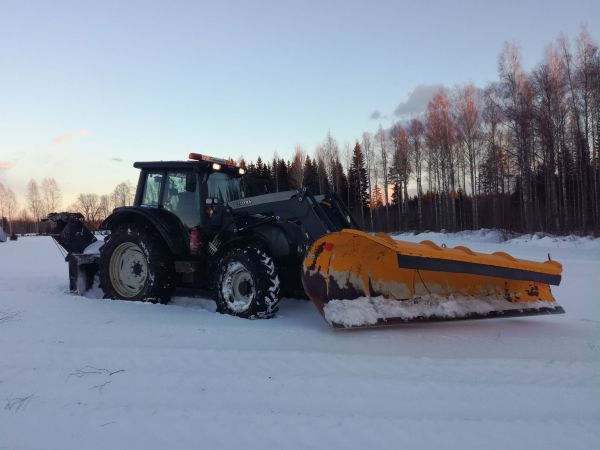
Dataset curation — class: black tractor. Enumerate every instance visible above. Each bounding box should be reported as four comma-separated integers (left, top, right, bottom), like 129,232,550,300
47,153,356,319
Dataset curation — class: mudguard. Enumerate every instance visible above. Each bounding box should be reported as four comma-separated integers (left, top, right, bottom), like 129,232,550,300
101,207,189,256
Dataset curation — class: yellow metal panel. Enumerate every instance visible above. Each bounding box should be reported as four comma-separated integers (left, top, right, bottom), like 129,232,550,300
302,230,561,316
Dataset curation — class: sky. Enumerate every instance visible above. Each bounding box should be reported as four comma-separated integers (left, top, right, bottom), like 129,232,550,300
0,0,599,207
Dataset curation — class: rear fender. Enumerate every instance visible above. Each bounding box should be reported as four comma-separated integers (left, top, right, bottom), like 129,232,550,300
101,207,189,256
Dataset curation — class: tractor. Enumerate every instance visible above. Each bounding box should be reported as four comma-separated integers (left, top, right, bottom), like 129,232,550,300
48,153,356,319
47,153,564,328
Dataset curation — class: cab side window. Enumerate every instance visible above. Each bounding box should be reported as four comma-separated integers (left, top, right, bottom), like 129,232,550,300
141,172,163,207
207,172,244,203
162,171,200,228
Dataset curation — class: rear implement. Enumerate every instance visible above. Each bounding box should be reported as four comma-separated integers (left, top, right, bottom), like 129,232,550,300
301,230,564,328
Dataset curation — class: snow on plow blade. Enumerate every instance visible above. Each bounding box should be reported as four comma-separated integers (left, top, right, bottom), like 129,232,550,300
301,230,564,329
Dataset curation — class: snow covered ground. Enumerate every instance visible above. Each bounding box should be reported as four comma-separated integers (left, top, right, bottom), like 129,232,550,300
1,232,599,450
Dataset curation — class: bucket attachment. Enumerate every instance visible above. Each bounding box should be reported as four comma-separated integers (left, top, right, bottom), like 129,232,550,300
301,230,564,329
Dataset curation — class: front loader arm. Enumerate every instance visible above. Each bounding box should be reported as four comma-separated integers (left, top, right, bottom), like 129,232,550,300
227,188,356,243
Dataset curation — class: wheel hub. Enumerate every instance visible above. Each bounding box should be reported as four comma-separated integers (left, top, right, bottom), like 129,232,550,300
131,261,144,277
109,242,148,298
238,280,252,296
223,263,255,313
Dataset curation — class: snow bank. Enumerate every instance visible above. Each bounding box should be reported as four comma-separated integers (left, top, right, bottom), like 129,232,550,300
506,233,600,250
393,228,600,249
393,229,512,244
324,295,559,328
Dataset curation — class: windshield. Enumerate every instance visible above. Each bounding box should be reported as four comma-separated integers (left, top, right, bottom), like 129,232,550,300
206,172,245,203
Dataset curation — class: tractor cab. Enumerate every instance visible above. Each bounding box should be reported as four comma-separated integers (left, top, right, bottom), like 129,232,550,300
133,153,246,230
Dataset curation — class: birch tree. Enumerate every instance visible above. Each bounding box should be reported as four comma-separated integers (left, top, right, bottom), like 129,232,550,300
455,84,481,229
26,180,42,232
41,178,62,215
362,132,374,230
289,146,306,189
376,125,390,228
408,119,425,229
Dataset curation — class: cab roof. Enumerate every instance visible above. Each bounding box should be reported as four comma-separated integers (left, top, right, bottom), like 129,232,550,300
133,153,244,175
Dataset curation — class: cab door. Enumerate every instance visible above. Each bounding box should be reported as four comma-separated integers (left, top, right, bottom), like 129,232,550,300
161,171,201,229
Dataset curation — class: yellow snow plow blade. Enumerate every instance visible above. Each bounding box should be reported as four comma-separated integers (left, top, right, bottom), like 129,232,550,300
301,230,564,328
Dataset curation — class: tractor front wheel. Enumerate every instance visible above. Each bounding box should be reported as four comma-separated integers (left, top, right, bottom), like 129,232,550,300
215,247,281,319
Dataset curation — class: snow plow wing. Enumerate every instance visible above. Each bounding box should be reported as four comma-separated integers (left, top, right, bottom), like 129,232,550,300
301,230,564,328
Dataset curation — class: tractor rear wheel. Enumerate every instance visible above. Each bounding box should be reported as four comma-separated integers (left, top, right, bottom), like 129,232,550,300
99,225,174,304
215,246,281,319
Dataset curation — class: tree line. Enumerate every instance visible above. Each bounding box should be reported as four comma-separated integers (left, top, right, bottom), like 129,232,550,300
243,28,600,234
1,28,598,235
0,179,135,234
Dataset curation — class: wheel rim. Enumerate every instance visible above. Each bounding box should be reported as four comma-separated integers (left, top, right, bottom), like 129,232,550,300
222,263,255,313
109,242,148,298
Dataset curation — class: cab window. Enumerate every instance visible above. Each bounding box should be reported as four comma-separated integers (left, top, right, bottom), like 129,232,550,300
162,171,200,228
141,171,163,207
207,172,244,203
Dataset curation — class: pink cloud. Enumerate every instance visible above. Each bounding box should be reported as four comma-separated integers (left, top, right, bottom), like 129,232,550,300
0,161,13,171
52,129,93,145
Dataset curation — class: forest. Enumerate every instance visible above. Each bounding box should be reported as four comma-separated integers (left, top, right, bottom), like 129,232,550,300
1,28,599,235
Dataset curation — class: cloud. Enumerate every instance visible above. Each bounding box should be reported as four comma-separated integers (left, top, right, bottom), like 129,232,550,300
111,157,123,163
52,129,93,145
369,110,381,120
394,84,444,118
0,161,14,171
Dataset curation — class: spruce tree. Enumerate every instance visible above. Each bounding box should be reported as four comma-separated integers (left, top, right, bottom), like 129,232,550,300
348,142,369,219
303,156,319,193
